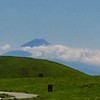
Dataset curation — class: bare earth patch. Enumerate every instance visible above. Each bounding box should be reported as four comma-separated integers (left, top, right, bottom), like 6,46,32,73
0,91,38,99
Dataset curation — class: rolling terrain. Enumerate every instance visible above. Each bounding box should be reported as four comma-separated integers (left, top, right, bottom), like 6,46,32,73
0,56,99,100
3,38,100,75
0,56,86,78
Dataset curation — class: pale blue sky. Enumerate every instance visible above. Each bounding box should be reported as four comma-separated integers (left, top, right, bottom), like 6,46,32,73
0,0,100,49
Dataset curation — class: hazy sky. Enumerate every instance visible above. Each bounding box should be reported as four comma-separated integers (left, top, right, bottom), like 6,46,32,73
0,0,100,49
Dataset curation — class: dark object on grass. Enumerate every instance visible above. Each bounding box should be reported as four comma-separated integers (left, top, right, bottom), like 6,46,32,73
38,73,43,77
48,84,53,92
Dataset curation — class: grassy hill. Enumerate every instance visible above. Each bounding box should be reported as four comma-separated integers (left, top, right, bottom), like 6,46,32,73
0,56,100,100
0,56,87,78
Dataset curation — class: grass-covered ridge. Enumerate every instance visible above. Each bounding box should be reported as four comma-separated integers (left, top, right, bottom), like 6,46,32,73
0,56,100,100
0,56,87,78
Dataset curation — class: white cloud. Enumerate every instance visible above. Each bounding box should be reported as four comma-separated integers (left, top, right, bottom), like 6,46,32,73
1,44,11,50
0,44,11,54
21,45,100,66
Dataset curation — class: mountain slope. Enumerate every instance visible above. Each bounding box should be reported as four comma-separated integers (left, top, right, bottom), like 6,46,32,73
53,59,100,75
2,39,49,57
2,38,100,75
0,56,87,78
3,50,32,57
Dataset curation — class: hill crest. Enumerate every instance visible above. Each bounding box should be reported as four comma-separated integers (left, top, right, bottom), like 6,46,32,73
0,56,87,78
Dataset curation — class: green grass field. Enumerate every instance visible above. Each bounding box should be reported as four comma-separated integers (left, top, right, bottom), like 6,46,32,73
0,77,100,100
0,56,100,100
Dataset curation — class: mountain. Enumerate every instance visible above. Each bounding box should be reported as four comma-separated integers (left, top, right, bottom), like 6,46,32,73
21,39,50,47
3,50,32,57
65,61,100,75
2,39,100,75
3,39,49,57
53,59,100,75
0,56,87,78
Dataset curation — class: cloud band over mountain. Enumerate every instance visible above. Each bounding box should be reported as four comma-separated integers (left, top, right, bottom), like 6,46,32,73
21,45,100,66
0,44,11,54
